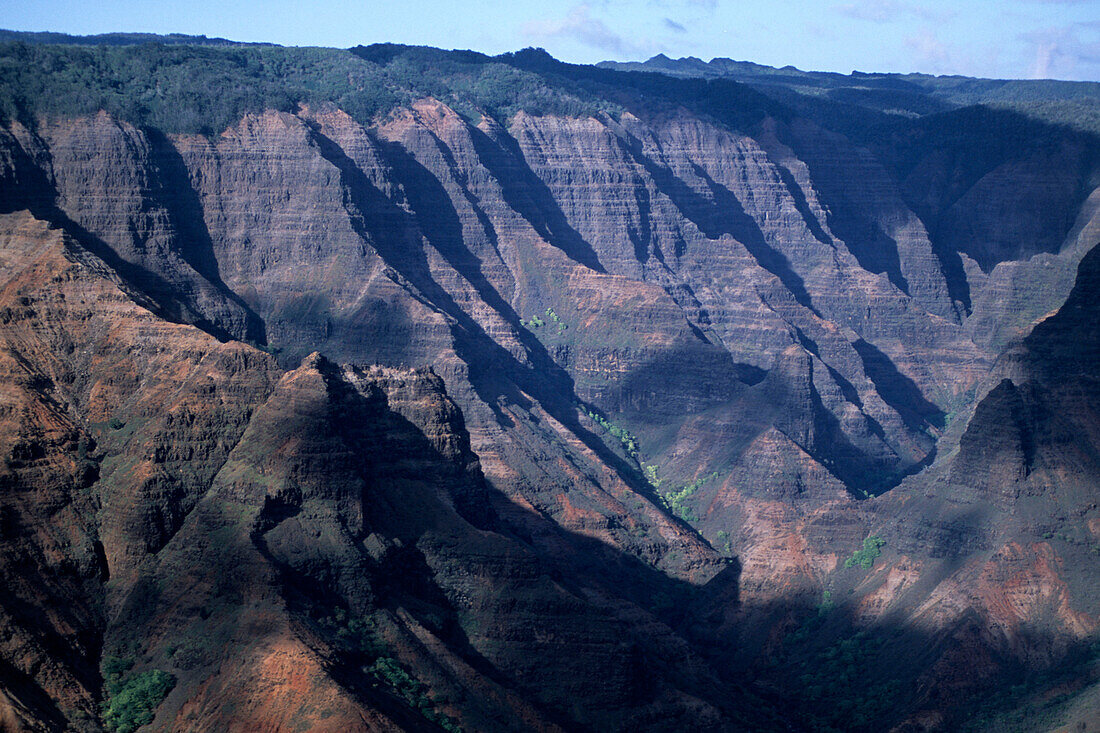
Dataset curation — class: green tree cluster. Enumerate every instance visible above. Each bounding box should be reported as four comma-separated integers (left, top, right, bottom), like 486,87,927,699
0,40,617,136
369,657,462,732
324,609,461,732
661,472,718,522
101,656,176,733
844,535,885,569
584,408,640,459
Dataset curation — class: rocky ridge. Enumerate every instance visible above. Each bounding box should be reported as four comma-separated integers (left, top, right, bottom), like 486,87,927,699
0,40,1099,731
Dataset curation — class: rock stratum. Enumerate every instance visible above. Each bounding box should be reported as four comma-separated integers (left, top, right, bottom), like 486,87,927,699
0,36,1099,731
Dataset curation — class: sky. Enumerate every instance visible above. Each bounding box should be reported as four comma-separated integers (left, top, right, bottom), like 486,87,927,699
2,0,1099,81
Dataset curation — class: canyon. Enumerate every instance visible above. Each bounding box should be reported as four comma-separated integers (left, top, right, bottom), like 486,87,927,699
0,36,1099,731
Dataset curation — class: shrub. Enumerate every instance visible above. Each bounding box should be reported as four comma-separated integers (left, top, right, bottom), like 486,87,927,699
774,627,900,729
102,666,176,733
330,609,386,659
844,535,885,569
584,407,640,460
661,472,718,521
369,656,462,732
101,655,133,680
643,464,662,489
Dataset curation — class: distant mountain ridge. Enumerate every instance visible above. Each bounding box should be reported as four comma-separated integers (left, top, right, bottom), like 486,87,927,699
0,29,260,47
600,51,1100,101
601,52,1100,135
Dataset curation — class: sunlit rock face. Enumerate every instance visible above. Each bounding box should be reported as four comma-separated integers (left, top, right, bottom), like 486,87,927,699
1,40,1099,731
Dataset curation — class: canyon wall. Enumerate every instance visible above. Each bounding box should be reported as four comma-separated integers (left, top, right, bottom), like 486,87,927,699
1,46,1100,730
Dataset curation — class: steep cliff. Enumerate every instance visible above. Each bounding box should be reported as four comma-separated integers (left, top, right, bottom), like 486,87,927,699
0,211,762,731
1,37,1099,731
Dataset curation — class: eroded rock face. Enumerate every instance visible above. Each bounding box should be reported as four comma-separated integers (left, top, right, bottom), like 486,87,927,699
0,210,281,729
840,243,1100,725
0,211,750,730
0,68,1098,730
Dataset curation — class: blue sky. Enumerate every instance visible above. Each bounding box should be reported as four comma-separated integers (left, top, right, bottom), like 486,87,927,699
3,0,1098,81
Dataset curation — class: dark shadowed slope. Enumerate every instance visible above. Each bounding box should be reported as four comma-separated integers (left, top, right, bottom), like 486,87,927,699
0,36,1099,731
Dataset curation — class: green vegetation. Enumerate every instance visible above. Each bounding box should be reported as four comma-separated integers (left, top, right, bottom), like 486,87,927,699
107,417,124,430
544,307,567,334
0,41,617,135
714,530,732,554
522,307,569,334
72,436,100,485
661,472,718,522
581,404,718,524
328,608,386,658
165,639,208,671
844,535,885,569
764,611,904,732
958,640,1100,732
369,656,462,733
102,655,134,680
648,590,675,616
101,656,176,733
584,407,639,459
794,631,901,730
322,609,460,732
0,34,787,142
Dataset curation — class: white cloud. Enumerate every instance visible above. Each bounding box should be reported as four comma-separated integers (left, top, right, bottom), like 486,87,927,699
905,28,953,72
835,1,953,24
645,0,718,11
898,27,1011,78
524,4,641,55
1020,23,1100,80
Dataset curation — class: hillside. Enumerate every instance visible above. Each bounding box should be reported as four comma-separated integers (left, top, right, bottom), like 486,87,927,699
0,33,1099,731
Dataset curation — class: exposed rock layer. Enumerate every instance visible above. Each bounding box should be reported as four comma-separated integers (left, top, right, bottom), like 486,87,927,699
0,56,1099,730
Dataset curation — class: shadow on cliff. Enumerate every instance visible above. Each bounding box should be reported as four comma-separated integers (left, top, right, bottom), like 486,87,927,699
464,122,606,273
772,161,834,247
235,353,1098,731
784,105,1100,317
303,121,687,517
716,591,1100,732
143,128,268,344
497,52,1100,330
804,364,906,495
612,128,820,316
368,131,529,334
0,127,263,345
226,355,753,730
13,341,1099,732
0,658,71,731
852,337,945,430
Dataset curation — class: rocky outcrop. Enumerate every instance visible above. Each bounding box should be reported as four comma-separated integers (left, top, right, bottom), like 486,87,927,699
0,210,755,730
0,209,280,729
2,102,985,514
834,242,1100,726
1,42,1100,730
